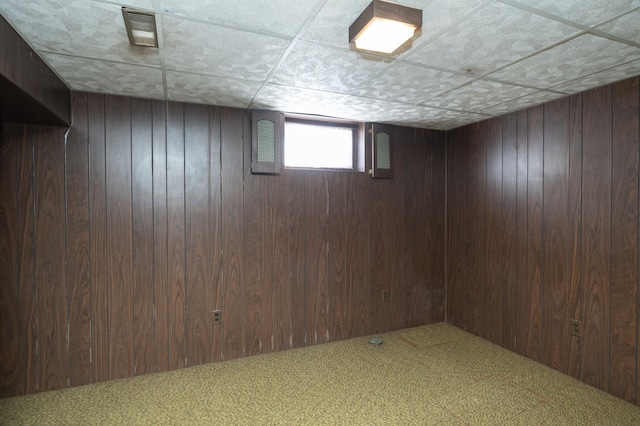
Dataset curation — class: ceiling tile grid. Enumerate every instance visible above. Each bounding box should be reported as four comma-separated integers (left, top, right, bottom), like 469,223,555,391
1,0,640,130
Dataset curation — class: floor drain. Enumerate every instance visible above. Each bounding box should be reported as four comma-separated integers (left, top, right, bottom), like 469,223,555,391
369,337,383,345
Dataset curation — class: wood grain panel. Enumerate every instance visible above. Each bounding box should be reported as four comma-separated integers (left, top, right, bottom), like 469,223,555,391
430,131,446,323
105,95,134,379
581,85,612,392
413,129,431,326
525,105,544,362
220,107,244,359
486,117,503,345
348,172,369,335
515,109,528,356
447,129,465,328
567,93,583,380
502,112,518,351
369,176,388,334
0,122,19,397
261,174,274,352
243,109,262,356
209,107,224,362
328,173,347,340
272,171,291,351
166,101,187,369
185,103,213,367
464,124,479,335
131,97,154,375
288,170,306,347
475,121,488,338
65,92,92,386
17,125,36,395
308,172,330,342
34,126,67,391
152,100,169,372
88,93,109,382
542,97,570,374
610,77,638,403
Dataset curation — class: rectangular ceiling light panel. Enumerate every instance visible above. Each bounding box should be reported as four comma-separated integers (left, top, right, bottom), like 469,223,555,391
349,0,422,54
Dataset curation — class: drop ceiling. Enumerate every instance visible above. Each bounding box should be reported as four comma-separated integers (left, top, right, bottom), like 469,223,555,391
2,0,639,130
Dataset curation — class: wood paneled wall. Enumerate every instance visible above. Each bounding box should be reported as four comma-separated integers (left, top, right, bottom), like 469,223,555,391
447,76,640,404
0,91,446,398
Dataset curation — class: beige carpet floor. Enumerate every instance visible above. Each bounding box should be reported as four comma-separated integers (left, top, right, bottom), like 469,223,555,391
1,323,640,425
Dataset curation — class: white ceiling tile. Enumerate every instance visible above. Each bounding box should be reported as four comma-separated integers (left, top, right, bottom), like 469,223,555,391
269,43,388,94
549,59,640,94
595,10,640,44
435,112,497,130
350,63,473,104
166,72,261,108
0,0,160,66
251,84,345,117
330,95,477,127
406,2,579,74
478,90,567,115
423,80,537,111
489,34,640,89
158,0,321,37
162,16,289,80
508,0,640,26
43,53,164,98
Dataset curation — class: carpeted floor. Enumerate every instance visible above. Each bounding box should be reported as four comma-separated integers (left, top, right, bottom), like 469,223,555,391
1,323,640,425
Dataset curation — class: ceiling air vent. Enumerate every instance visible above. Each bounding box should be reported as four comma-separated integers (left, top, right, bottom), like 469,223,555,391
122,8,158,47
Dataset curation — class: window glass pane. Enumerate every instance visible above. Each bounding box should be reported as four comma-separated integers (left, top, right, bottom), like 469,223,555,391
284,121,353,169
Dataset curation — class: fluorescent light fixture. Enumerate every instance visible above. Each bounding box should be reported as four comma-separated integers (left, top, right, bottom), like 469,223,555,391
349,0,422,54
122,8,158,47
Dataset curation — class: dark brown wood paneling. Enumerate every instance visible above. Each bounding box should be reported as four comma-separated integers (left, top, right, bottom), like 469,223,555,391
526,105,544,363
515,109,528,356
152,100,169,372
486,117,503,345
288,171,306,347
447,128,465,328
185,103,213,367
610,77,638,403
0,123,19,397
221,107,244,359
348,172,369,335
328,173,348,340
309,172,330,342
502,112,518,351
581,85,612,392
567,93,583,380
464,124,479,334
131,98,154,376
0,91,450,398
209,106,224,362
166,101,187,369
17,125,36,395
243,108,263,356
66,92,92,386
105,95,134,380
34,126,67,391
475,121,488,338
542,97,570,374
261,174,274,352
430,131,446,323
88,93,108,383
272,170,291,351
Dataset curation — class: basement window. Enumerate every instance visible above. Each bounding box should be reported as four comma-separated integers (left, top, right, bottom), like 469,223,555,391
284,118,361,171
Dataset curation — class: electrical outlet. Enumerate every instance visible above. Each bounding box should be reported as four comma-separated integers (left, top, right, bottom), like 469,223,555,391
383,290,390,302
213,310,222,325
570,319,581,337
